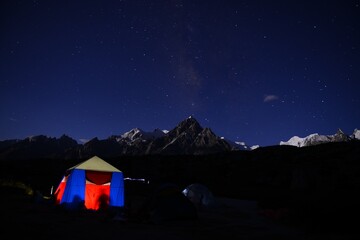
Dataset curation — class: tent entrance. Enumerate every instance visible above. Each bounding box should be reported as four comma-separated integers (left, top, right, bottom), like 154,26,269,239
85,182,110,210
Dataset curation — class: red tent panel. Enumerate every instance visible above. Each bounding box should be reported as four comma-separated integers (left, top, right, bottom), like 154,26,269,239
54,181,66,204
84,184,110,210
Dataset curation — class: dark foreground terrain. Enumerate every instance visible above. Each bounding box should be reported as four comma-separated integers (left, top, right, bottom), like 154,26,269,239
1,183,360,240
1,141,360,239
0,185,300,240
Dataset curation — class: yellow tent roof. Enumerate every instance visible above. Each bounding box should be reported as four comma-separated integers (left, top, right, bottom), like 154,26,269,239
68,156,121,172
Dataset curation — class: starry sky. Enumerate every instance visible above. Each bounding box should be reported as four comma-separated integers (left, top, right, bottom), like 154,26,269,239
1,0,359,147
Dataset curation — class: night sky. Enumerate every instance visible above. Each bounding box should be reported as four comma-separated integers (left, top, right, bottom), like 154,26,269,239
1,0,359,147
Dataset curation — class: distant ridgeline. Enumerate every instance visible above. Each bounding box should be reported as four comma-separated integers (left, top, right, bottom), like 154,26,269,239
0,116,358,160
0,117,254,160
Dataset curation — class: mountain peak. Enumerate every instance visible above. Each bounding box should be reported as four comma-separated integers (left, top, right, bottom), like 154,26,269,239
121,128,144,140
183,116,201,127
168,117,203,138
336,128,345,135
185,115,199,123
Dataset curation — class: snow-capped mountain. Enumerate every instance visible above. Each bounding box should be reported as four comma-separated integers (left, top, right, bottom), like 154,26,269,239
116,128,167,143
144,116,236,155
350,129,360,140
280,128,356,147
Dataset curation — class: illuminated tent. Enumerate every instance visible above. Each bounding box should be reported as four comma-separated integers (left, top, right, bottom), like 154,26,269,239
54,156,124,211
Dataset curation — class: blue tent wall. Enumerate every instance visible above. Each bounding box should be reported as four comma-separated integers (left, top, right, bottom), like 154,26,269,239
109,171,124,207
61,169,85,209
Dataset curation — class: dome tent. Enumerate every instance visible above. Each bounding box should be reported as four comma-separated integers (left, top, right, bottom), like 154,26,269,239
182,183,217,208
54,156,124,211
137,183,198,224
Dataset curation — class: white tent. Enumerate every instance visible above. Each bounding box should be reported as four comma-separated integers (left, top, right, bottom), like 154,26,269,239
182,183,217,208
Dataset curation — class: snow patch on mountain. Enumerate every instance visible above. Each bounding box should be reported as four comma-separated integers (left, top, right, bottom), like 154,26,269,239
351,129,360,140
78,138,90,144
280,128,356,147
280,134,320,147
118,128,166,142
221,137,256,150
250,145,260,150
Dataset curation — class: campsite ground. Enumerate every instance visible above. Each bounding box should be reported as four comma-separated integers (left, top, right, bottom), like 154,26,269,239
2,186,360,240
